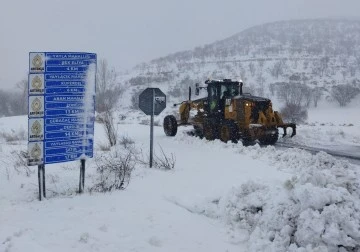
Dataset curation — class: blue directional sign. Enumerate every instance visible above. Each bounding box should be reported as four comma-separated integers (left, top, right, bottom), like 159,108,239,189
45,95,85,102
45,117,85,125
45,87,86,94
45,73,87,80
45,144,93,156
28,52,96,165
46,59,94,66
45,80,86,87
46,66,90,72
45,123,93,132
45,102,85,109
45,151,93,164
45,52,96,60
45,138,93,148
45,108,86,116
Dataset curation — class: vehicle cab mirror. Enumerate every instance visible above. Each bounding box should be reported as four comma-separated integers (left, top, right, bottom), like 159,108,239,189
195,83,200,96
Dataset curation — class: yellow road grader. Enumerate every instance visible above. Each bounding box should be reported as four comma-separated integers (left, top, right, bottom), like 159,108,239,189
163,79,296,145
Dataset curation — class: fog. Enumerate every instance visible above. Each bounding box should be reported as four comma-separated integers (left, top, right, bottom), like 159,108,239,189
1,0,359,88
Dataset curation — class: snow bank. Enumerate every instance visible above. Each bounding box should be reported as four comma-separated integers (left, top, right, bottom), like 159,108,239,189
218,150,360,251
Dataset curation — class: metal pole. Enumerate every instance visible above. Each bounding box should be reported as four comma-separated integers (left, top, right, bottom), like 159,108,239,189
82,159,85,191
150,89,155,168
38,165,43,201
79,159,85,193
42,164,46,198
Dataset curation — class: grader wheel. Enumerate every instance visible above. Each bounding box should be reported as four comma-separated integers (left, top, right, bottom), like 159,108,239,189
219,121,238,143
203,121,217,141
163,115,178,136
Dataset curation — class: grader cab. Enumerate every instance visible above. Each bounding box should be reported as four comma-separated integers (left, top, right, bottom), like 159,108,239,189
163,79,296,145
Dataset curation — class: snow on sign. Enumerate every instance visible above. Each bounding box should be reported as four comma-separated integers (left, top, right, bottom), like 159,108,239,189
27,52,96,166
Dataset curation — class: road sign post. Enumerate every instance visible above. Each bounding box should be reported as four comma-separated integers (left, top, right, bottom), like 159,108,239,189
38,164,45,201
139,88,166,168
79,159,85,193
28,52,96,200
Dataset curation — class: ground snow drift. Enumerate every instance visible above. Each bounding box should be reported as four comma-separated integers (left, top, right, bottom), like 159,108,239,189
217,150,360,252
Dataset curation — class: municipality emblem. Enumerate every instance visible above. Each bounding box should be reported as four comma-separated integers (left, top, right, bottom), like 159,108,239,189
31,97,42,112
30,53,45,72
30,143,42,160
32,54,43,68
32,75,43,89
31,120,42,136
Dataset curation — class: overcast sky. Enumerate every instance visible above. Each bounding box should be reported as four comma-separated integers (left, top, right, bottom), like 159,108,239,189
1,0,360,89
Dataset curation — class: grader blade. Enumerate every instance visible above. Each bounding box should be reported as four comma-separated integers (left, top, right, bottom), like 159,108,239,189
279,123,296,138
290,124,296,137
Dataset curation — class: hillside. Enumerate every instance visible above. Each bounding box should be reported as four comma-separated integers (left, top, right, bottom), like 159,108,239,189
121,19,360,109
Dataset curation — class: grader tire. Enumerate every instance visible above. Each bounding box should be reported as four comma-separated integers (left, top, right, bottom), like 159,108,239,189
163,115,178,136
203,121,217,141
219,121,238,143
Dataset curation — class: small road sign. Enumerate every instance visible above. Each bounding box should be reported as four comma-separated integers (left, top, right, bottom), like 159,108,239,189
139,88,166,116
138,87,167,168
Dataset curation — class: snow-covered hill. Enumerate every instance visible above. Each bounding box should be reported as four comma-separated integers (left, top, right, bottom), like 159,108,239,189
118,19,360,111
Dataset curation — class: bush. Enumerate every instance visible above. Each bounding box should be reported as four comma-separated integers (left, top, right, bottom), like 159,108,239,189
136,145,176,170
119,135,135,150
98,110,117,147
330,84,360,107
91,149,135,192
280,103,308,124
276,83,312,108
0,129,26,143
153,146,176,170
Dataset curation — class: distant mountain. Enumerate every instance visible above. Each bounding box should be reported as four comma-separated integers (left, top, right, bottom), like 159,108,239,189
121,19,360,109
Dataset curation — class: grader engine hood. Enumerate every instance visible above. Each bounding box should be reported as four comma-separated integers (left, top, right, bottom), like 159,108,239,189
233,94,296,138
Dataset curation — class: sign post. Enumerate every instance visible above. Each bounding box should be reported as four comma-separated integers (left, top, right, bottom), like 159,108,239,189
27,52,97,200
38,164,45,201
139,88,166,168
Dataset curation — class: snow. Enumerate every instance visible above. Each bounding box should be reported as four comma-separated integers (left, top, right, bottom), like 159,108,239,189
0,105,360,251
278,104,360,156
80,63,96,158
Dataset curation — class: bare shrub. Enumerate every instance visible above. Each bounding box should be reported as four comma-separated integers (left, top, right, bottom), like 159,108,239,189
96,59,125,113
276,83,312,107
134,145,176,170
0,129,26,143
139,119,150,125
1,149,33,179
268,60,286,79
97,143,111,152
0,88,27,116
130,88,143,110
98,110,117,147
330,84,360,107
12,150,33,176
280,103,308,124
119,135,135,150
153,146,176,170
312,87,323,107
91,149,135,192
